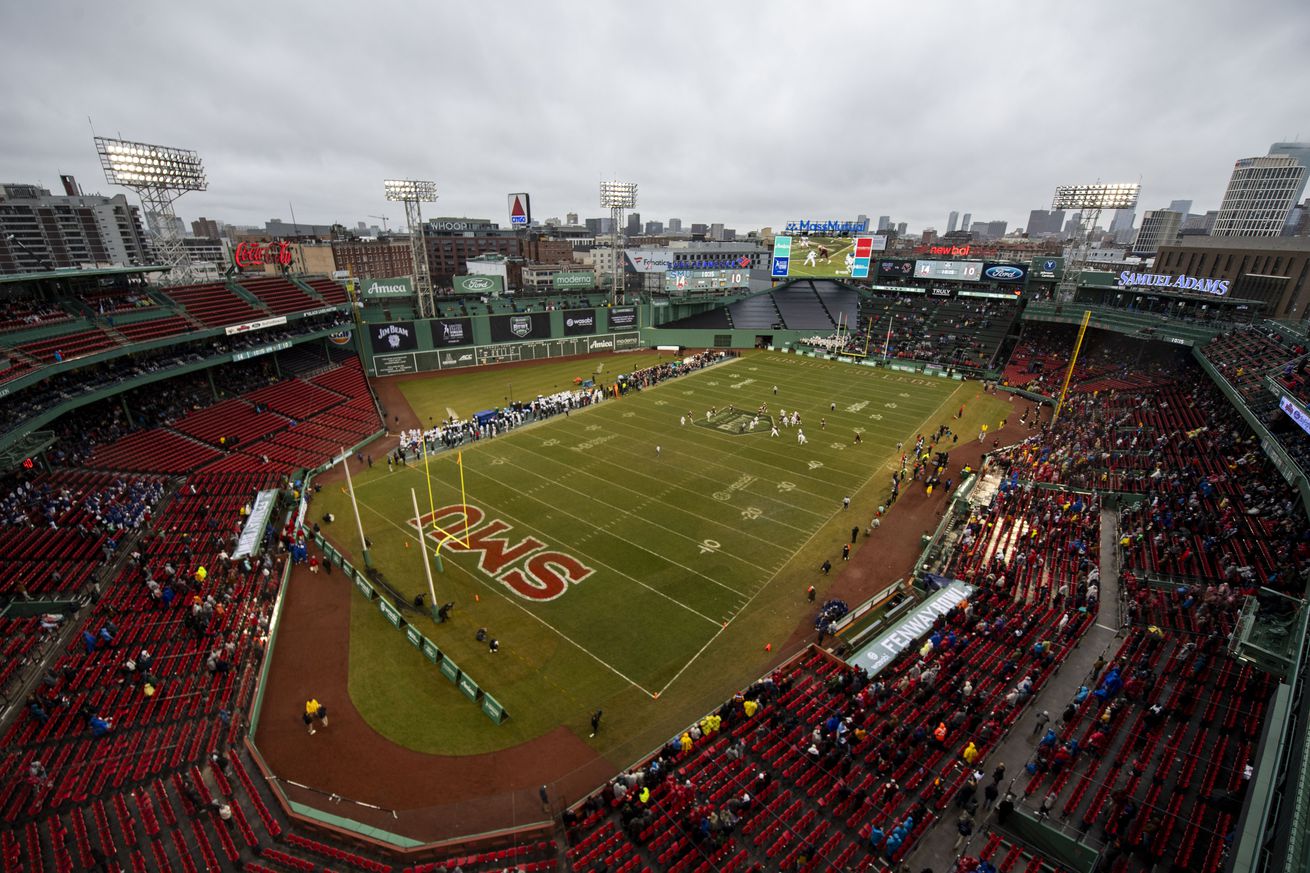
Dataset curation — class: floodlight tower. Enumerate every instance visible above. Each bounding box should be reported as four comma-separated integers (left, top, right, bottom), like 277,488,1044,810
95,137,207,284
1051,183,1140,300
384,179,439,318
599,180,637,304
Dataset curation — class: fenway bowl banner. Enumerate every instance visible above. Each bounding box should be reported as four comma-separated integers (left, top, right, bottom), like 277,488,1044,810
329,331,353,346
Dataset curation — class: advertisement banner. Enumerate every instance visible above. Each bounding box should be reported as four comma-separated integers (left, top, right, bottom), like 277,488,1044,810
914,260,984,282
370,321,418,354
552,271,596,290
1032,257,1063,280
982,263,1029,283
607,306,638,331
481,693,507,724
225,315,288,336
625,249,676,273
848,581,975,676
877,258,916,280
458,672,480,702
489,312,550,342
361,276,413,297
771,235,792,278
430,317,473,347
437,348,478,369
562,309,598,336
508,193,530,227
378,598,403,628
453,274,504,295
439,657,460,683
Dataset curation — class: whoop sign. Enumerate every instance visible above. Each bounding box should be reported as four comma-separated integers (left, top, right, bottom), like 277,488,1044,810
235,240,293,269
412,504,594,601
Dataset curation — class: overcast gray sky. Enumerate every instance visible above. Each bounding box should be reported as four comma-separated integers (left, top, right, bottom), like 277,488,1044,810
3,0,1308,234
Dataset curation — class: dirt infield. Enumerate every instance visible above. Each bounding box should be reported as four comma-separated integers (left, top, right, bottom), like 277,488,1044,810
253,366,1043,842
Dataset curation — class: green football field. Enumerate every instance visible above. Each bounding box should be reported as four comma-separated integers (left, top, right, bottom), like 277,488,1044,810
316,352,1010,760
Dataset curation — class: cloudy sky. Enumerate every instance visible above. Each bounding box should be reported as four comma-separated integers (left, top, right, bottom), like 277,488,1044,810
3,0,1308,235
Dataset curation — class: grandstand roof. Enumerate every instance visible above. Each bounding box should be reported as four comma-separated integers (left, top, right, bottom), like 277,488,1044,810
0,264,170,286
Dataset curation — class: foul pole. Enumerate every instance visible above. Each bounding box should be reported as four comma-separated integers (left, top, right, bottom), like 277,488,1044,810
410,488,438,619
340,447,372,568
1053,310,1092,424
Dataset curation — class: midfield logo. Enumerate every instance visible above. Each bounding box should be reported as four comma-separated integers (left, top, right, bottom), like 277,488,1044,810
411,504,595,601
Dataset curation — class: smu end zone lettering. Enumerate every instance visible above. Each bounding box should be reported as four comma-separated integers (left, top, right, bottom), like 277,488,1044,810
411,504,594,601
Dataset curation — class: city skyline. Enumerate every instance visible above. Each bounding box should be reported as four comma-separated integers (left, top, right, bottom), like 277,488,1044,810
2,1,1308,236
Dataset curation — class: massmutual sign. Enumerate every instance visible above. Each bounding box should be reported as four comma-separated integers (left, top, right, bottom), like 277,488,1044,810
1118,271,1230,296
783,219,870,234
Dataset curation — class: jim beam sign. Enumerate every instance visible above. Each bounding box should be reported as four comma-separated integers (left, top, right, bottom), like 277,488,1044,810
370,321,417,354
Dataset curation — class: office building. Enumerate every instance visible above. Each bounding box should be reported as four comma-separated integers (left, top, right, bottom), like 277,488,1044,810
1132,209,1184,256
191,216,221,238
921,228,938,245
946,211,959,234
668,218,682,233
960,213,972,232
1167,200,1194,217
1153,236,1310,318
565,212,579,226
585,217,613,234
1182,211,1219,234
896,222,907,236
876,216,891,232
709,223,725,241
1026,209,1066,238
1213,154,1308,237
264,218,335,238
0,183,153,274
331,238,414,279
1062,213,1083,236
690,223,709,236
644,220,664,235
1109,209,1136,244
625,213,641,235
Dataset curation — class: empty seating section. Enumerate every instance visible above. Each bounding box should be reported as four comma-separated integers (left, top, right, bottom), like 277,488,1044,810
162,282,266,328
87,429,222,474
770,284,841,331
173,399,289,446
301,276,349,305
727,294,782,329
237,277,321,315
661,307,733,330
243,379,344,421
80,359,379,477
0,616,48,698
0,528,106,598
79,289,160,316
18,327,120,364
113,315,195,344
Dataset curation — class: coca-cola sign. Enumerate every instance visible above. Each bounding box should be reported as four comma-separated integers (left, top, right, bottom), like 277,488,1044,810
234,240,293,269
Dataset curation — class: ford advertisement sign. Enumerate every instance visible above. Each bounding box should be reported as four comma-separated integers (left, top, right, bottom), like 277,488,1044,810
983,263,1028,283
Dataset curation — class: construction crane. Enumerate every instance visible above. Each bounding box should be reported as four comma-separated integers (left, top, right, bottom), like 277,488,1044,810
367,214,390,232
